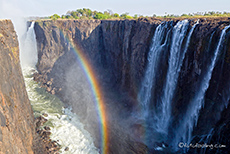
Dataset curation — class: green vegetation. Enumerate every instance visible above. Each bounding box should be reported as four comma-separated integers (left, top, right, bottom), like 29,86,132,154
162,11,230,18
48,9,230,20
49,8,143,20
49,14,61,20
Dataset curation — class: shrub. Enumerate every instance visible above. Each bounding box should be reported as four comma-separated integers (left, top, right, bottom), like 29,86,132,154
95,12,108,19
49,14,60,20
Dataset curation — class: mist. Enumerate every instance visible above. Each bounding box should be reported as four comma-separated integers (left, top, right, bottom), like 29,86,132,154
63,58,142,150
0,0,38,68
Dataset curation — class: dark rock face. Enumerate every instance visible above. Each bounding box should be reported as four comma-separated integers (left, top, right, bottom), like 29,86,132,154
34,19,162,96
169,18,230,131
33,18,230,153
170,18,230,153
34,18,156,154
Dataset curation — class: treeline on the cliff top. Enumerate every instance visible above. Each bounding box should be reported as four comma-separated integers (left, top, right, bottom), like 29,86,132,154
48,8,230,20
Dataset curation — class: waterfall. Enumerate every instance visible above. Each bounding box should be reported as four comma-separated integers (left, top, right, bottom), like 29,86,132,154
20,21,38,67
138,22,171,119
20,22,99,154
139,20,200,148
199,128,214,154
172,25,230,151
154,20,190,134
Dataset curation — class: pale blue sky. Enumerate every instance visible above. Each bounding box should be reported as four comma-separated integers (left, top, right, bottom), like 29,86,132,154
1,0,230,18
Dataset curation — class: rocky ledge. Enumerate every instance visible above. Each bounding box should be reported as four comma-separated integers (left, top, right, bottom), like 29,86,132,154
35,116,61,154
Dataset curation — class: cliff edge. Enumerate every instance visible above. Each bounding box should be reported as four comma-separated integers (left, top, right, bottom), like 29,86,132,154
0,19,37,153
0,19,55,154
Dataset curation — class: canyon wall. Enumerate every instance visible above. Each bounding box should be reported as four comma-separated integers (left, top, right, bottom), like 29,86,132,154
33,18,158,154
0,19,53,154
0,19,36,153
34,19,160,95
33,18,230,153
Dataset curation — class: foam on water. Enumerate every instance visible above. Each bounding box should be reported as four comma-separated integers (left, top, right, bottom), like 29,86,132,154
23,67,99,154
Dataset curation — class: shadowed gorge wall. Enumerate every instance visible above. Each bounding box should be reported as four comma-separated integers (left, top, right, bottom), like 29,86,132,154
34,19,160,96
33,18,230,153
33,18,157,153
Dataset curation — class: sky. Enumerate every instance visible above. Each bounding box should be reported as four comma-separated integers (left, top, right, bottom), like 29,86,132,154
0,0,230,18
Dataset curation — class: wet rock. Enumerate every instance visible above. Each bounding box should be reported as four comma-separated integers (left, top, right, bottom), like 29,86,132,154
47,86,52,92
47,80,53,86
35,116,48,128
64,147,69,151
35,126,60,153
44,126,51,131
42,113,48,117
43,133,51,140
51,88,56,95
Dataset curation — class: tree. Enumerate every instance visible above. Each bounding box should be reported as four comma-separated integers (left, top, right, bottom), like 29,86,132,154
120,13,133,19
49,14,60,20
95,12,107,19
86,9,92,17
134,14,138,19
92,10,98,18
71,11,78,19
65,15,72,19
113,13,119,18
76,9,84,16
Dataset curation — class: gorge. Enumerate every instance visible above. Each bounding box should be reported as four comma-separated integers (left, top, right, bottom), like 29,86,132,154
0,17,230,154
32,17,230,153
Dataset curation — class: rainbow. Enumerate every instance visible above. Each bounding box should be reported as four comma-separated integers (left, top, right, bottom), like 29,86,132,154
59,30,109,154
